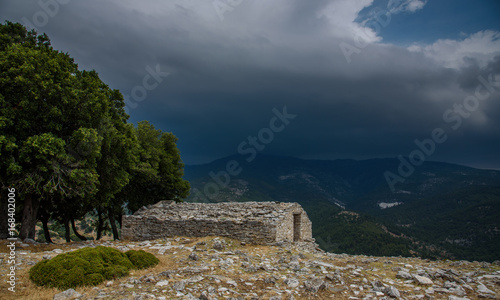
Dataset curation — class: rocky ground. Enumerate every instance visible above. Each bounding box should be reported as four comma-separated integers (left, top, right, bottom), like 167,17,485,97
0,237,499,300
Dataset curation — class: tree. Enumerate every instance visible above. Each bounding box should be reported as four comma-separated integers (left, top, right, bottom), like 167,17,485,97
1,22,190,241
93,119,137,240
0,22,107,240
120,121,190,214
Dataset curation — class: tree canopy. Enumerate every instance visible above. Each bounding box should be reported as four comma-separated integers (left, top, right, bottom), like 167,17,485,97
0,21,190,241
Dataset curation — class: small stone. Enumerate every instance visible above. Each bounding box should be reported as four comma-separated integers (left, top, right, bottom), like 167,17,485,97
42,255,52,260
285,277,300,288
384,286,401,298
477,283,496,295
53,288,82,300
156,280,169,287
371,280,385,292
199,292,212,300
186,275,204,283
396,271,412,280
105,281,113,287
212,240,224,250
138,240,151,246
173,280,186,291
141,274,156,283
448,296,470,300
414,275,433,285
264,276,276,284
52,249,64,254
304,278,325,293
226,280,237,287
188,252,199,261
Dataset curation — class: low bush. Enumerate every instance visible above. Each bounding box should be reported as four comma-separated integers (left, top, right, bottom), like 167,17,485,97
125,249,159,269
29,246,158,289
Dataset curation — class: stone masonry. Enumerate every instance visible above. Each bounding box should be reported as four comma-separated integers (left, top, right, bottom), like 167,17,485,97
121,201,313,245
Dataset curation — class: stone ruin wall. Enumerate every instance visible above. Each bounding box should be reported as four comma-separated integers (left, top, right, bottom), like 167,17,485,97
275,205,313,243
121,201,313,245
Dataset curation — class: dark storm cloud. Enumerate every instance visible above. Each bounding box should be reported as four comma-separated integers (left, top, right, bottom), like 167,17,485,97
1,0,499,168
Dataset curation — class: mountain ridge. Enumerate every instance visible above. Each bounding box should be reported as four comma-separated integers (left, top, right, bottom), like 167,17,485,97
183,154,500,261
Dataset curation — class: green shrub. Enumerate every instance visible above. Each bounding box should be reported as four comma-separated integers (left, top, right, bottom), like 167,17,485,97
125,249,159,269
29,246,158,289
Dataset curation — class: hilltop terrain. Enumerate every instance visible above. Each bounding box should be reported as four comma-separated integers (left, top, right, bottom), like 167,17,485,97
0,237,499,300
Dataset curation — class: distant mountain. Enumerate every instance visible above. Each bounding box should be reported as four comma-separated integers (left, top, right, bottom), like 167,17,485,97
183,155,500,261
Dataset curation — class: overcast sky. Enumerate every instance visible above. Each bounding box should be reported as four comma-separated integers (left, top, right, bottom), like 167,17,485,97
1,0,500,168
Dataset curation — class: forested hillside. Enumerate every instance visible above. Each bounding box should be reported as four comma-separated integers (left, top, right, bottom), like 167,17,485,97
185,155,500,261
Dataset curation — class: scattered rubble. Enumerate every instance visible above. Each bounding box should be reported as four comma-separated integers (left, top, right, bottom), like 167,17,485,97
0,236,498,300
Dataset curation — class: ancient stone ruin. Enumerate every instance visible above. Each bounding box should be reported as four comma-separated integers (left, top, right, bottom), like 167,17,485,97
121,201,313,245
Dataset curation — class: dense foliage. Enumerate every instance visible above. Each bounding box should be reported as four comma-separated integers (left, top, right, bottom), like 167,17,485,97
29,246,158,289
125,249,160,269
377,186,500,262
0,21,189,241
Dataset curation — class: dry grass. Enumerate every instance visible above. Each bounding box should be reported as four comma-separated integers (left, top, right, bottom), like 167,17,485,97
1,238,496,300
0,239,185,299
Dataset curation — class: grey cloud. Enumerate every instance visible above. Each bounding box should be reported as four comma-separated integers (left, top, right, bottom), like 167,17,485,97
1,0,499,168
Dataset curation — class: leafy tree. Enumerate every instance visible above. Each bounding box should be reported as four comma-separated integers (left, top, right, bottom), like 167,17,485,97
93,119,137,240
0,22,190,241
0,22,107,239
119,121,190,215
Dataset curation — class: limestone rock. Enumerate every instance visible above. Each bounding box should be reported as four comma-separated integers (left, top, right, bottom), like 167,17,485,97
414,274,434,285
155,280,169,287
384,286,401,298
477,283,496,296
188,251,199,261
173,280,186,291
304,278,325,293
284,277,300,288
53,288,82,300
396,271,413,280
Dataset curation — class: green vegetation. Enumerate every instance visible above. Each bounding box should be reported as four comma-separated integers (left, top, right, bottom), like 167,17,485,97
307,201,427,258
125,249,160,269
185,155,500,261
0,21,190,241
29,246,158,289
378,186,500,262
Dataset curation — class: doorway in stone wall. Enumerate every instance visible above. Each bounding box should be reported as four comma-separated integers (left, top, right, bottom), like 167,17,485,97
293,213,301,241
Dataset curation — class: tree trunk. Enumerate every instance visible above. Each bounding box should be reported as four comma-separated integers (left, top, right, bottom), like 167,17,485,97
19,193,40,240
0,191,8,239
39,212,53,243
108,206,120,240
96,208,104,240
71,218,87,241
117,209,123,228
63,218,71,243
